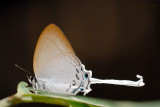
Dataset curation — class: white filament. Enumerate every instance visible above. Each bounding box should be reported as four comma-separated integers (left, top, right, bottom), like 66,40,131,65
90,75,145,87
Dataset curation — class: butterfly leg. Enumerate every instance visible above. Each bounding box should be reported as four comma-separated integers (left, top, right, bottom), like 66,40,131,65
48,87,51,95
27,76,39,94
34,82,39,94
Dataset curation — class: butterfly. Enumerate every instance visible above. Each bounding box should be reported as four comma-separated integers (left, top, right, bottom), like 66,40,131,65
27,24,144,96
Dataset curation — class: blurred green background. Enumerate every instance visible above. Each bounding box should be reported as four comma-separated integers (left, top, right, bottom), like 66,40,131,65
0,0,160,107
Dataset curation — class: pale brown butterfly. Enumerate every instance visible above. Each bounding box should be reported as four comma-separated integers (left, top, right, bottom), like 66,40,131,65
28,24,144,95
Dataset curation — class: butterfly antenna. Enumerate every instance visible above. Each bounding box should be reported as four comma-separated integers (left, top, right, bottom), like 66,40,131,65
15,64,32,76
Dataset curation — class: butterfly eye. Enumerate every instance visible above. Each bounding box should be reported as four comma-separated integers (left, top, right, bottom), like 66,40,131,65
83,73,88,80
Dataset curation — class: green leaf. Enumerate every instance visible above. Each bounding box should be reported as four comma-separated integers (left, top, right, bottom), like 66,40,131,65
0,81,160,107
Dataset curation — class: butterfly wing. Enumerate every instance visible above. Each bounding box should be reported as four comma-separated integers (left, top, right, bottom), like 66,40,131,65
33,24,82,94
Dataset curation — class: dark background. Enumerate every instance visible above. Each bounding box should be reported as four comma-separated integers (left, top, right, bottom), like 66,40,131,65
0,0,160,106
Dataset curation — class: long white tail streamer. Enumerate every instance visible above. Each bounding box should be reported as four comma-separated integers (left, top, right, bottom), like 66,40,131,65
90,75,145,87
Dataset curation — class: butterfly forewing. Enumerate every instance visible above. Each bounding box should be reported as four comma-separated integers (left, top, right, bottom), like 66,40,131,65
33,24,82,94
